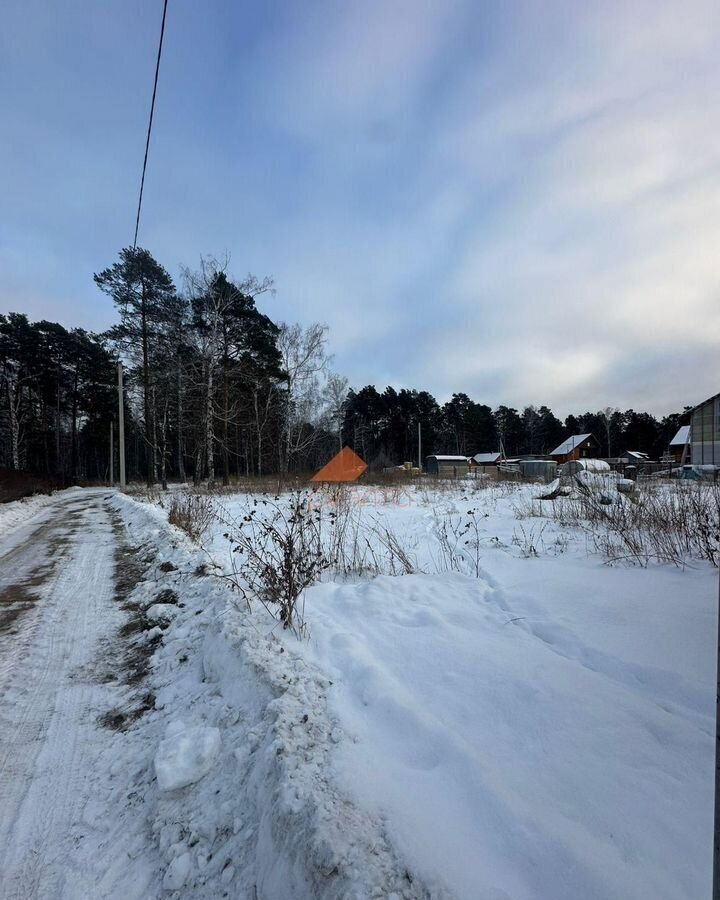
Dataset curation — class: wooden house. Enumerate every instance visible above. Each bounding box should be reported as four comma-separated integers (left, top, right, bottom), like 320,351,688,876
549,433,600,465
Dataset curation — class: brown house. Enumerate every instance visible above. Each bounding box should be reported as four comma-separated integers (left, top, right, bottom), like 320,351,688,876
549,433,601,465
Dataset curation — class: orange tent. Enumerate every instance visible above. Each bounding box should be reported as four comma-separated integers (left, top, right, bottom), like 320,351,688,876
311,446,368,483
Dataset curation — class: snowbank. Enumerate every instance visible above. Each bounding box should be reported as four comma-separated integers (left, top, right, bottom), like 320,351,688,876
155,722,221,791
0,487,71,535
292,571,713,900
207,482,714,900
110,491,444,899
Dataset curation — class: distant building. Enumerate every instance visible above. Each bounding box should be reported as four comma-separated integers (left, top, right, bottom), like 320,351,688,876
620,450,651,464
425,455,470,476
311,447,368,483
690,394,720,465
469,452,502,466
549,434,600,465
668,425,690,464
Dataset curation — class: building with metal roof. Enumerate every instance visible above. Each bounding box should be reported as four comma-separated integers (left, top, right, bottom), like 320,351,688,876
668,425,691,464
549,434,600,464
425,455,470,476
689,394,720,466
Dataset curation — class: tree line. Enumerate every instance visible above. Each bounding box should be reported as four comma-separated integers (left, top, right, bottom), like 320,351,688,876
0,248,344,485
0,246,689,484
341,388,688,465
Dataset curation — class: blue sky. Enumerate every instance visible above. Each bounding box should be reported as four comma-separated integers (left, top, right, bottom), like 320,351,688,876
1,0,719,416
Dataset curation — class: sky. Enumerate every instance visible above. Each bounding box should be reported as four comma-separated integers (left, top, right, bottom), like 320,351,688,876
1,0,719,417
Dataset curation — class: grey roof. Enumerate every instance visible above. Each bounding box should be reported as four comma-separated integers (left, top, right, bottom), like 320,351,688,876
690,392,720,413
669,425,691,446
472,452,502,464
550,434,593,456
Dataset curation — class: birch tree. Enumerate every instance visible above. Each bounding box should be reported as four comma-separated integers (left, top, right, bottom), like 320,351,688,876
277,322,330,473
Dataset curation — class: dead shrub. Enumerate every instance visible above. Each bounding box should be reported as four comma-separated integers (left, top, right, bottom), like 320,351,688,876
529,481,720,567
215,489,423,634
220,492,329,635
167,493,214,542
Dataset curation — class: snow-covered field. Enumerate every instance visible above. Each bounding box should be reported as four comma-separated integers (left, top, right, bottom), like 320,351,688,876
198,480,716,900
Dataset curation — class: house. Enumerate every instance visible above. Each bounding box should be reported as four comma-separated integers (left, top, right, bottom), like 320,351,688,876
690,394,720,466
469,452,502,467
668,425,691,465
549,434,600,465
620,450,651,464
425,455,470,476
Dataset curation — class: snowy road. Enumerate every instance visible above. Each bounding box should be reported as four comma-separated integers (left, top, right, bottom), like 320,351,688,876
0,490,153,899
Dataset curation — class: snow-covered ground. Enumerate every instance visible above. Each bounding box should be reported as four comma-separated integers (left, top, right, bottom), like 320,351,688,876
0,487,66,536
201,481,716,900
0,481,714,899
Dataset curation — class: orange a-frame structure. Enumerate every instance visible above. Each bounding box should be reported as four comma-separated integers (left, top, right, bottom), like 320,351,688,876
311,446,368,483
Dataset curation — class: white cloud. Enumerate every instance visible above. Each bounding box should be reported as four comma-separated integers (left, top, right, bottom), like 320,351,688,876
4,0,720,418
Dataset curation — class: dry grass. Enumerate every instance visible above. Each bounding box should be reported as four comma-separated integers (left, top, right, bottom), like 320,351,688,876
515,481,720,567
167,494,215,543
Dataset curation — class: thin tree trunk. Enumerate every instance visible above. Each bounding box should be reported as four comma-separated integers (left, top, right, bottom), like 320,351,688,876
151,385,159,483
206,362,215,489
253,389,263,477
41,398,49,474
160,400,168,490
55,373,61,475
222,349,230,486
70,366,78,478
6,377,20,470
140,275,154,486
176,362,186,481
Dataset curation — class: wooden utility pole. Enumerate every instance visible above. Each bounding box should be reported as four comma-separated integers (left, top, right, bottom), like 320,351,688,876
117,363,126,489
110,420,114,484
418,421,422,471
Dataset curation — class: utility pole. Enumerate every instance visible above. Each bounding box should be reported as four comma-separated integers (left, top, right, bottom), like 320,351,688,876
418,421,422,470
117,362,126,489
110,420,114,484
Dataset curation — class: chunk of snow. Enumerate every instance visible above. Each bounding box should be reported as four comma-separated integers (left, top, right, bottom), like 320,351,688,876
163,850,191,890
154,722,221,791
146,603,177,623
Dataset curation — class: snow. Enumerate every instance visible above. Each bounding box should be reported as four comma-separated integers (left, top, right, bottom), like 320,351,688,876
472,452,501,464
550,433,592,455
0,489,159,898
155,722,221,791
0,488,67,534
205,481,715,900
107,489,439,899
293,573,711,899
670,425,691,447
1,481,714,899
164,851,192,890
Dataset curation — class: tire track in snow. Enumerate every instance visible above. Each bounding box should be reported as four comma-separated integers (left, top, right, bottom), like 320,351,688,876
0,491,150,900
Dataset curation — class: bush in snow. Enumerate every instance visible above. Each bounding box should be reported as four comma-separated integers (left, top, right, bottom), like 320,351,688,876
222,492,330,634
167,494,215,543
517,481,720,568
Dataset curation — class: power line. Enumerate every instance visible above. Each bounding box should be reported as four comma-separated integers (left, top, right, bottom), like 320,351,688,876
133,0,169,249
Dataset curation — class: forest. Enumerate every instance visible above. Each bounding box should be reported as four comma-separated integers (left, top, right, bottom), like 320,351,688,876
0,246,689,485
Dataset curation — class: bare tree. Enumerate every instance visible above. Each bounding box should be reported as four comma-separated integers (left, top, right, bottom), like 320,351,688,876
183,256,275,487
277,322,330,473
601,406,617,457
182,257,229,489
324,373,349,451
